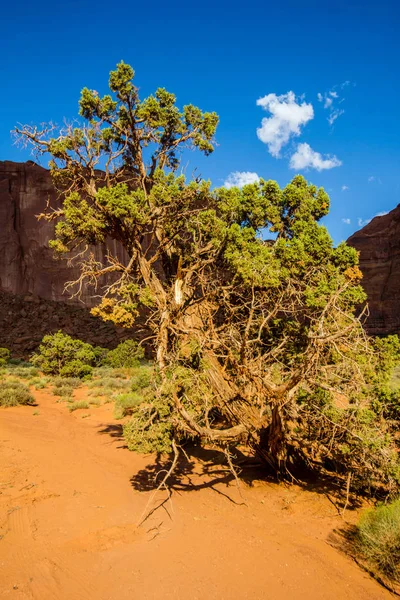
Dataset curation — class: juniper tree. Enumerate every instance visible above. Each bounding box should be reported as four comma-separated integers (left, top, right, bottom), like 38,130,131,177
16,62,400,490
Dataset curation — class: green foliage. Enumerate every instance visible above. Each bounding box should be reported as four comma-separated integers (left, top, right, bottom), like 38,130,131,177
32,331,107,378
68,400,90,412
106,340,144,369
53,385,74,398
5,365,39,379
29,377,49,389
0,347,10,367
113,392,143,419
357,499,400,582
0,380,35,407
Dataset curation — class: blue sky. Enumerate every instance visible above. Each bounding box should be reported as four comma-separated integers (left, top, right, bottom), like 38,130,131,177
1,0,399,244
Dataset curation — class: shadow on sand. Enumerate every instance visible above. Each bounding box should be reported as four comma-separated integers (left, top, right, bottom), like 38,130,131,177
97,423,362,514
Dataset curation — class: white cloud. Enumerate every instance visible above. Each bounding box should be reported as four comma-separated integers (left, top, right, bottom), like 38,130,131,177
290,143,342,171
342,218,351,224
328,108,345,126
368,176,375,182
224,171,260,189
256,91,314,157
317,83,351,126
341,185,349,191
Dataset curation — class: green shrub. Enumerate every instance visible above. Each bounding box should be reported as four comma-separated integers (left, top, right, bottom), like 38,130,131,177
68,400,89,412
357,499,400,581
131,364,153,391
59,360,93,378
92,366,126,378
31,331,100,378
6,366,39,379
107,340,144,369
52,377,82,389
0,380,35,407
29,377,48,389
113,392,143,419
93,346,110,366
9,359,32,367
88,377,130,390
89,397,102,406
0,348,10,367
53,385,74,398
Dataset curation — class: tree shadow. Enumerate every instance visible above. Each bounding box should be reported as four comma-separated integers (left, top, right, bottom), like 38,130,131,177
96,422,364,513
129,443,360,513
97,423,128,448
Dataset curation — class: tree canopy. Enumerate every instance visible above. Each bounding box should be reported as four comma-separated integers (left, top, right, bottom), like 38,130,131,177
16,62,400,493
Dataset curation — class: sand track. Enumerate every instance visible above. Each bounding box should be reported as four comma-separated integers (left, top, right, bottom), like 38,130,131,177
0,389,392,599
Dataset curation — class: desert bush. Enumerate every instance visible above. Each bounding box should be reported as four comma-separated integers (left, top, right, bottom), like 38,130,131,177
0,380,35,407
9,359,32,367
0,348,11,367
32,331,102,377
29,377,48,389
89,397,102,406
92,366,126,378
52,376,82,389
88,377,129,390
113,392,143,419
59,360,93,379
106,340,144,369
357,499,400,582
53,385,74,398
6,366,39,379
68,400,89,412
93,346,110,366
130,364,153,391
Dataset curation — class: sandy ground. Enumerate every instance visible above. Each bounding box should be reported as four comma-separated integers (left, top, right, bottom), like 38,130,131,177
0,388,393,600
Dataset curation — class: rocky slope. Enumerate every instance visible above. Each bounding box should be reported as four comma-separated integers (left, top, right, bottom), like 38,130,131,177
348,205,400,335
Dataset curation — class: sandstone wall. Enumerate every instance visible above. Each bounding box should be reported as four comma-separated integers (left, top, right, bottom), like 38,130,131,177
348,205,400,335
0,160,126,306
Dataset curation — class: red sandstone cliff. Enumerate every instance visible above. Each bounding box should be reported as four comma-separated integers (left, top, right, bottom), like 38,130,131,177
0,160,126,306
348,206,400,335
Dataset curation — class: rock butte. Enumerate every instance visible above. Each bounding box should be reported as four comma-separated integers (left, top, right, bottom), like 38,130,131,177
348,206,400,336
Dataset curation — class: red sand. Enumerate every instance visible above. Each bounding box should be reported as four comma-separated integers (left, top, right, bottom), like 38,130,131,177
0,389,392,599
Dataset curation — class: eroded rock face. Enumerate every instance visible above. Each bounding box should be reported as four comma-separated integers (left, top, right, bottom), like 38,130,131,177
0,160,126,306
348,206,400,335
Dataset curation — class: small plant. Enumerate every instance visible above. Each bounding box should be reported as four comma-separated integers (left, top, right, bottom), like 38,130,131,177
53,385,74,398
357,498,400,582
0,348,11,367
29,377,48,389
130,364,153,391
89,397,102,406
0,380,35,407
88,377,130,390
106,340,144,369
68,401,90,412
113,392,143,419
7,366,39,379
52,377,82,389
